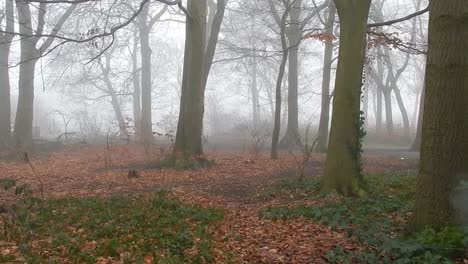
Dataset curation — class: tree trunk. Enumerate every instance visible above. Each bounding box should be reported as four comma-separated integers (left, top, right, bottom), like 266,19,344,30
250,59,260,127
411,0,468,231
410,85,425,151
280,0,302,148
0,47,11,148
0,0,14,148
321,0,371,196
393,85,410,137
376,83,383,133
138,3,153,149
131,30,141,137
13,1,38,149
382,89,394,136
174,0,207,156
100,61,128,136
317,1,336,153
363,81,369,129
202,0,226,89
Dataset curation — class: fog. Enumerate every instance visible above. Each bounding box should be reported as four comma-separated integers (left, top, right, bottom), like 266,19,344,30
1,0,428,153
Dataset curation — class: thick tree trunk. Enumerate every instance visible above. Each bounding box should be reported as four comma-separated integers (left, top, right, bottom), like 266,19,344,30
0,0,14,148
317,2,336,153
280,0,302,148
0,47,11,147
412,0,468,231
321,0,371,196
139,4,153,149
13,1,38,149
174,0,207,156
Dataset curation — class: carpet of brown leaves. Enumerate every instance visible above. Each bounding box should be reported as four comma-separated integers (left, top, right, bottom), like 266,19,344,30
0,145,418,263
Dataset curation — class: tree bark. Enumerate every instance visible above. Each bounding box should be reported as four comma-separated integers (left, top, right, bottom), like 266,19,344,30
411,0,468,231
13,0,75,149
382,89,394,136
270,1,290,159
13,1,38,149
279,0,302,148
131,30,141,137
250,59,260,127
0,0,14,148
321,0,371,196
376,82,383,133
202,0,227,89
410,85,425,151
174,0,207,156
99,57,128,136
317,1,336,153
138,3,153,149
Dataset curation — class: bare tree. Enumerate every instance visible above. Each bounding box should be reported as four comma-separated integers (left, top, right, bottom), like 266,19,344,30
0,0,14,147
13,1,77,149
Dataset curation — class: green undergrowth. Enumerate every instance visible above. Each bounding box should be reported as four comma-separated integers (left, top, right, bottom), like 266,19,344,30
259,175,468,263
0,187,223,263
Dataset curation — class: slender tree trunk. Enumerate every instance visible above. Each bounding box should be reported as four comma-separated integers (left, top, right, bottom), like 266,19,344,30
139,4,153,149
321,0,371,196
174,0,207,156
131,30,141,137
411,90,420,130
100,62,128,136
280,0,302,148
250,59,260,127
270,2,291,159
410,85,425,151
376,83,383,133
317,2,336,153
393,85,410,137
202,0,226,89
382,89,394,136
411,0,468,230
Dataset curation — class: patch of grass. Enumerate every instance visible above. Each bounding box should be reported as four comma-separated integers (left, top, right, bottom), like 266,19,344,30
260,175,467,263
2,191,223,263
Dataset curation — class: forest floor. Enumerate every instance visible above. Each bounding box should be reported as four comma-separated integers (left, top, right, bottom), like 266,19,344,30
2,145,461,263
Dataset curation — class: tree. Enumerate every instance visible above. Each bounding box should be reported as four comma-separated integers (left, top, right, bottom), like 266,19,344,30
174,0,208,156
174,0,227,157
410,85,424,151
320,0,371,196
269,0,291,159
138,3,167,149
0,0,14,147
411,0,468,230
279,0,327,148
13,1,76,149
316,1,336,153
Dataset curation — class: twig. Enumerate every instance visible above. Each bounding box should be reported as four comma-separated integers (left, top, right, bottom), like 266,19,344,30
24,153,45,200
